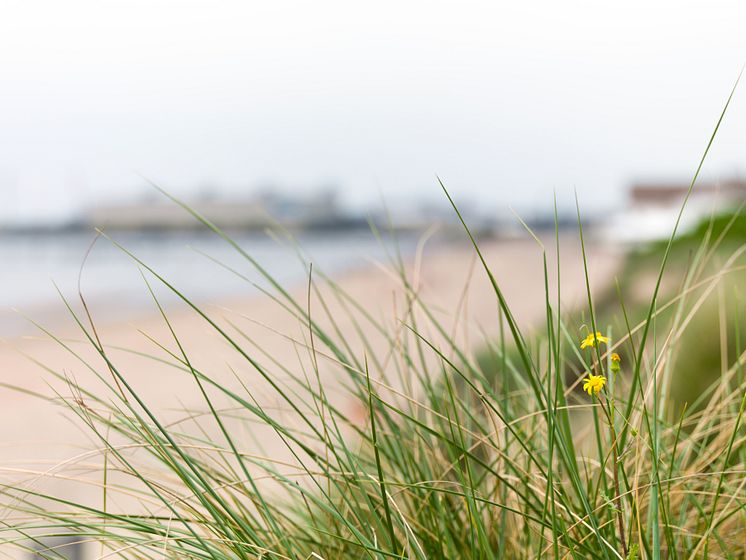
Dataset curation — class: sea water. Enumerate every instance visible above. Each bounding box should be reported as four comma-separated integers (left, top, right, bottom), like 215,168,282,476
0,229,416,336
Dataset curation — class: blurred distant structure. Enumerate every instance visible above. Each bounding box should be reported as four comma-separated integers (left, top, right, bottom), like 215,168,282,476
629,179,746,208
366,197,493,235
0,182,583,237
84,188,503,236
89,198,270,231
86,189,367,232
606,178,746,242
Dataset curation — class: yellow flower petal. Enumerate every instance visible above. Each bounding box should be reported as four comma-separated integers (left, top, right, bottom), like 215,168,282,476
583,373,606,396
580,331,610,349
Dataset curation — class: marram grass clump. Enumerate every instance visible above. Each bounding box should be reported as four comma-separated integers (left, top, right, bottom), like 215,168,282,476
3,92,746,558
3,192,745,560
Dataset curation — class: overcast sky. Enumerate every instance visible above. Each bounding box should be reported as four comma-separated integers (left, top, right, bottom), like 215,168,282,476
1,0,746,223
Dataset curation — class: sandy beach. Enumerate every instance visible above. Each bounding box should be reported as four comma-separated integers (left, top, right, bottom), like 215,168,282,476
0,235,620,527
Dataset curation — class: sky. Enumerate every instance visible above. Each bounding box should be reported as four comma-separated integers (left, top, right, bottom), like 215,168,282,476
1,0,746,223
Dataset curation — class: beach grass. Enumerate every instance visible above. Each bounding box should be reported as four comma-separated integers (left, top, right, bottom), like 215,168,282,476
2,97,746,558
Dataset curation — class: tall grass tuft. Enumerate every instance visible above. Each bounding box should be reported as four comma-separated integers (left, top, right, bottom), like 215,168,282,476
2,90,746,558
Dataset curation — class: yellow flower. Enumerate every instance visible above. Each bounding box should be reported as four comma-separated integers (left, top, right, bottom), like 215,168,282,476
610,352,621,373
583,373,607,396
580,331,610,349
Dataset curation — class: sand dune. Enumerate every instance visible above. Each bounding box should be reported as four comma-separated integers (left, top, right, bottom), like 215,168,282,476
0,235,619,542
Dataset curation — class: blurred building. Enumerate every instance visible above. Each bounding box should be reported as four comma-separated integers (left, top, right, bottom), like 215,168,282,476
629,179,746,208
86,188,367,232
606,178,746,243
88,198,272,231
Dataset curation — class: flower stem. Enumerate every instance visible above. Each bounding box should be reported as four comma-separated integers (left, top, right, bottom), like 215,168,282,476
600,395,628,557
